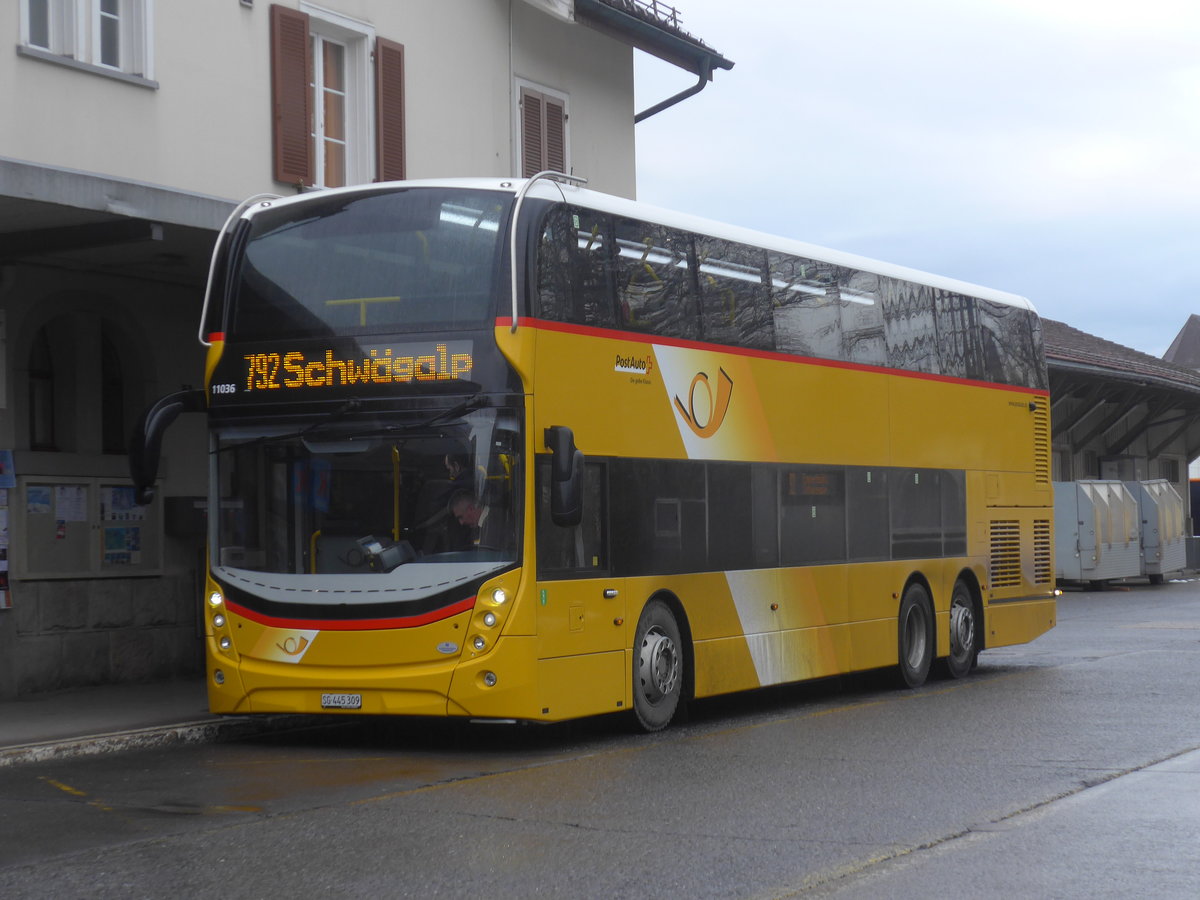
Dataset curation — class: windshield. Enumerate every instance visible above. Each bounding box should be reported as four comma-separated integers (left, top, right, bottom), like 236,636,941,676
231,188,511,340
212,406,520,606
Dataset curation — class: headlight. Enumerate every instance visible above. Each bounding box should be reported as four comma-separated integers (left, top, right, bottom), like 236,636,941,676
483,612,497,627
208,592,224,607
213,613,226,629
491,588,507,605
473,636,486,651
219,636,231,650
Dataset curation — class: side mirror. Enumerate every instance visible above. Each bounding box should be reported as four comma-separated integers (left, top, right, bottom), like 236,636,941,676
544,425,584,527
129,389,206,505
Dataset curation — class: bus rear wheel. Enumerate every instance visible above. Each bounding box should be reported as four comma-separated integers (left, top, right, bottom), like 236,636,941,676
633,600,682,732
897,582,934,688
944,579,979,679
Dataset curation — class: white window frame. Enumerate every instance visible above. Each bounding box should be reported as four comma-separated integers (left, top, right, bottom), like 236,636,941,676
19,0,155,87
513,77,571,178
301,3,375,189
22,0,76,55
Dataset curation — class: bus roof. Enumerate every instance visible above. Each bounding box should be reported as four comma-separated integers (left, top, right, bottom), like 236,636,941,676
254,177,1037,314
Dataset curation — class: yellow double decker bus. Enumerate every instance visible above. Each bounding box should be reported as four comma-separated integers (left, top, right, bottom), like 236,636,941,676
132,175,1055,731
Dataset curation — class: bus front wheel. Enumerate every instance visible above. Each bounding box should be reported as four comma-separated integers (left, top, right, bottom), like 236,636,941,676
633,600,682,732
897,582,934,688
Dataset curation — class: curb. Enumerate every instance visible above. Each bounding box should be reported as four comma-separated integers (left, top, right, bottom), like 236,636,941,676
0,715,323,768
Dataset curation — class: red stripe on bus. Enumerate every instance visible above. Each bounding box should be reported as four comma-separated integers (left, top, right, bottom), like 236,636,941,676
495,317,1050,397
208,332,226,343
224,596,476,631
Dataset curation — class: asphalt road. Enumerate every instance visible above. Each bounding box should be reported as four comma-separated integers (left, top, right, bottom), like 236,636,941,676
3,581,1200,898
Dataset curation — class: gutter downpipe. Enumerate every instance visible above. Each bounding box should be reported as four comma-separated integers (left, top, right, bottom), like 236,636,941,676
635,56,714,123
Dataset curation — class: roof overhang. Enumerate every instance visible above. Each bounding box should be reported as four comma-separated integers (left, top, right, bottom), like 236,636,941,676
574,0,733,77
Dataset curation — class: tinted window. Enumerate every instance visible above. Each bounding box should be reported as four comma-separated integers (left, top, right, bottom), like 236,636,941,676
975,299,1047,390
890,469,942,560
780,468,846,565
536,459,607,576
769,254,886,365
531,205,1045,389
232,188,510,340
695,237,773,350
536,206,616,328
613,219,699,340
707,463,757,571
847,467,889,561
880,278,941,375
610,458,707,575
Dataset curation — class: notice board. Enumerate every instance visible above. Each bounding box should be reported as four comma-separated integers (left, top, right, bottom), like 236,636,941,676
17,477,162,579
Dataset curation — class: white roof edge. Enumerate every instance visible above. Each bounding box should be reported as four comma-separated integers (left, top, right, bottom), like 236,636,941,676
250,177,1038,313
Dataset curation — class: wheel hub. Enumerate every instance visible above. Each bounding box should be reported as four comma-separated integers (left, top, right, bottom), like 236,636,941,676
950,602,974,658
638,628,679,703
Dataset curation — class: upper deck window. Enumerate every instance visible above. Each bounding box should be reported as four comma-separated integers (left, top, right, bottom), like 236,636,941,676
230,188,511,341
534,203,1047,390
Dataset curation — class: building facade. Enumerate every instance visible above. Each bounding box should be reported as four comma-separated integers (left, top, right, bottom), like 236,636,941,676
0,0,729,698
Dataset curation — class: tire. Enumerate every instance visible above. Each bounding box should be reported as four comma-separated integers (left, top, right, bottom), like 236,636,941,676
943,579,979,679
897,582,934,689
1149,573,1165,586
632,599,683,732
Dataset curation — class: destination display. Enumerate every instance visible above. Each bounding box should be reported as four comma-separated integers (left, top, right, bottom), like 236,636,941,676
208,338,483,404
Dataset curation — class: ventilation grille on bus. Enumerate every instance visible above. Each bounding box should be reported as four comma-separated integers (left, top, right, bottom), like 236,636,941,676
1033,519,1052,585
1032,396,1050,485
990,520,1022,588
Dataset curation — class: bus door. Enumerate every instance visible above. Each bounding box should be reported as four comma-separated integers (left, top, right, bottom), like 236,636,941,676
533,458,626,718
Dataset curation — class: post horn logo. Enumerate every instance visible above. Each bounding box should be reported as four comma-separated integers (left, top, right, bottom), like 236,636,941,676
276,635,310,656
674,368,734,438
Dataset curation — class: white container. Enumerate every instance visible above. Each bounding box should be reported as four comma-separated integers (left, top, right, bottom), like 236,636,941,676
1054,480,1142,583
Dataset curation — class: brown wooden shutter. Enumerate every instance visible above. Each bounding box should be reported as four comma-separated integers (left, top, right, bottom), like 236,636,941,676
520,86,544,178
520,87,567,177
375,38,406,182
544,95,566,173
270,4,313,186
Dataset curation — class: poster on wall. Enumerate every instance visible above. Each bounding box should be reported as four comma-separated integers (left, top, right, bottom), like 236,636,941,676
55,485,88,522
27,486,51,515
101,486,146,521
103,526,142,566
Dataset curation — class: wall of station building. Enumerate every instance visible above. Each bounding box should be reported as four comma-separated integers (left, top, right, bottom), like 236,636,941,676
0,260,210,699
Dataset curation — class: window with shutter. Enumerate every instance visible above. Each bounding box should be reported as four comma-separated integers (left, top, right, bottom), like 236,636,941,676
519,83,569,178
270,5,403,188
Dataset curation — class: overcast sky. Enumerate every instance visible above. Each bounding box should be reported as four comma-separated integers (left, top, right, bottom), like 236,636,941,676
632,0,1199,357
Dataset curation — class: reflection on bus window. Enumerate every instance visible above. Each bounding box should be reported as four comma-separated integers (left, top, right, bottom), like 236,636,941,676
614,219,697,339
530,202,1046,390
695,236,773,350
